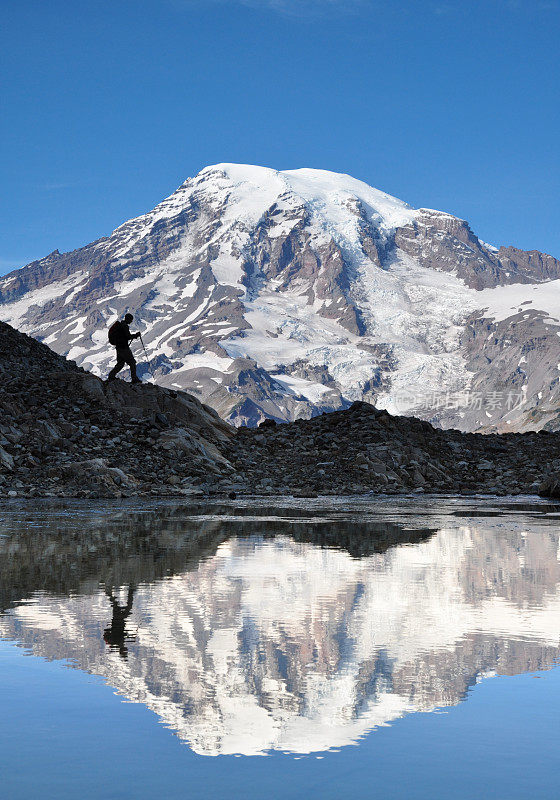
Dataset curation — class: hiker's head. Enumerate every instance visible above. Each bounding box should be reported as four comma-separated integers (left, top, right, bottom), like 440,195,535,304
124,313,133,324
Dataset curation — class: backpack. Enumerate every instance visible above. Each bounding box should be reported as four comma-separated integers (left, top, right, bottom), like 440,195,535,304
108,321,122,346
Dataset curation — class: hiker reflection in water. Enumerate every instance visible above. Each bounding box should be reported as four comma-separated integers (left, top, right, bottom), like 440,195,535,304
103,585,136,659
107,313,142,384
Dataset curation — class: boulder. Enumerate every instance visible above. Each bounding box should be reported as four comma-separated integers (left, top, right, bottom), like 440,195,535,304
538,475,560,499
0,446,14,472
58,458,136,488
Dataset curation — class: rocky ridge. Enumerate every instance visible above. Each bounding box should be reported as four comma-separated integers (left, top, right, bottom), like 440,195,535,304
0,321,235,498
224,403,560,497
2,320,560,499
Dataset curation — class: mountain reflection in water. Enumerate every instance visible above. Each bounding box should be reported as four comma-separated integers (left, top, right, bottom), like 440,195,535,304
0,501,559,756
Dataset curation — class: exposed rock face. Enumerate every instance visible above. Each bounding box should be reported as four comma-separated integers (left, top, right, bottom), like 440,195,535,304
1,163,560,429
394,209,506,290
0,321,235,498
394,209,560,290
496,246,560,283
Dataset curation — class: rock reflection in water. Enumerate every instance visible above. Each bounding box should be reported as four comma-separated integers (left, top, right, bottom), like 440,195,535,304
0,504,559,756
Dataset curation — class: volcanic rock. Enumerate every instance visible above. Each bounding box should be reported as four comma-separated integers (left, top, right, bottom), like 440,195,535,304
0,321,234,498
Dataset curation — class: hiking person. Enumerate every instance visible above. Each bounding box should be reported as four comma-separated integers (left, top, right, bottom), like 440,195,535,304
107,313,142,383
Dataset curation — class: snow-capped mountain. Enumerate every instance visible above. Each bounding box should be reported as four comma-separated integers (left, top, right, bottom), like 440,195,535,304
1,509,559,755
2,163,560,429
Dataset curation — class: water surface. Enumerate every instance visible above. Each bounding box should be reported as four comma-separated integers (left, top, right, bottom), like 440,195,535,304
1,496,559,798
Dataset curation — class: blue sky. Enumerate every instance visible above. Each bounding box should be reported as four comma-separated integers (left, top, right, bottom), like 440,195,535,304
1,0,559,274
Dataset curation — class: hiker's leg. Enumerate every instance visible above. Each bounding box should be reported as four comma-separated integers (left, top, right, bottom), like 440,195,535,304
124,348,138,381
108,357,125,380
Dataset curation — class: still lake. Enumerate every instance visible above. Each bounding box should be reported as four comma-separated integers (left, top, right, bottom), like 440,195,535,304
1,496,559,799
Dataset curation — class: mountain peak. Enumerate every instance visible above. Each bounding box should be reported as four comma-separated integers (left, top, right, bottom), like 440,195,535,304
191,162,416,233
1,163,560,431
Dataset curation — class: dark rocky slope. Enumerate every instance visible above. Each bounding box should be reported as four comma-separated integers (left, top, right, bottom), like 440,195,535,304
224,404,560,497
0,321,235,498
1,320,560,498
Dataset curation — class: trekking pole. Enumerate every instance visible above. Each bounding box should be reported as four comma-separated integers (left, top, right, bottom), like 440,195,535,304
139,334,154,382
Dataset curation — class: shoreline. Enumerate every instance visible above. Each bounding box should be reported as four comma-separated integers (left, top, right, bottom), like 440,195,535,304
0,489,553,508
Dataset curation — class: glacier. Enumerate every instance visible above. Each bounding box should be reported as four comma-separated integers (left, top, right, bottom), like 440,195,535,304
1,163,560,430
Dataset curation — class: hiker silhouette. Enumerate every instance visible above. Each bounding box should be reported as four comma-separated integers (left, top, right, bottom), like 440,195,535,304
103,585,136,659
107,313,142,383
